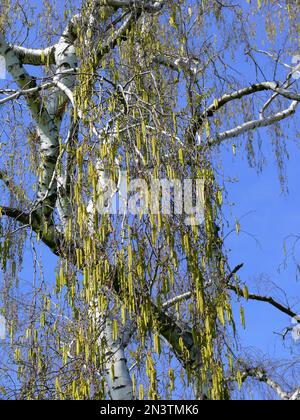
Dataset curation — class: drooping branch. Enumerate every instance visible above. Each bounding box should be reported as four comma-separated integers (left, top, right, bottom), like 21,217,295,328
240,366,300,400
151,301,201,369
0,206,30,226
227,283,297,319
187,82,300,145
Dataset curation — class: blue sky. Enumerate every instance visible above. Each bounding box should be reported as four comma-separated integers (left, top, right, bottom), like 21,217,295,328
222,132,300,365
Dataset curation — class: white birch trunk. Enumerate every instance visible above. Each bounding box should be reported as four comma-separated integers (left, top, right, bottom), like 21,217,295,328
100,317,133,400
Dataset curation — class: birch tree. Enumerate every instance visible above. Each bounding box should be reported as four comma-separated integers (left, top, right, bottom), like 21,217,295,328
0,0,300,400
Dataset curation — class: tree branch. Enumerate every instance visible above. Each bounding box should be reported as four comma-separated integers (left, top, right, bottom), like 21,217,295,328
187,82,300,145
99,0,165,12
11,45,56,66
241,366,300,400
